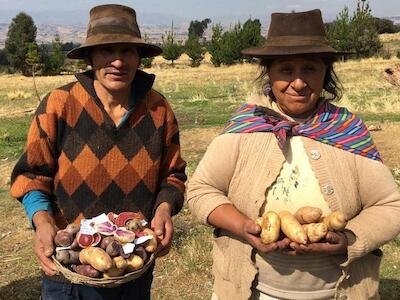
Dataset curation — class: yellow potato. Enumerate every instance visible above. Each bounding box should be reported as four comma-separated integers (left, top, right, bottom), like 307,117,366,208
278,211,308,244
79,247,113,272
302,223,328,243
259,211,281,244
322,211,347,231
295,206,323,224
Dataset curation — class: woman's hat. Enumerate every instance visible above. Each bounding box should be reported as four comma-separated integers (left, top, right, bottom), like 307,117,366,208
67,4,162,59
242,9,350,58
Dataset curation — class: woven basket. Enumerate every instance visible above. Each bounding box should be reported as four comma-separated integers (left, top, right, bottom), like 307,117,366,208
52,253,155,288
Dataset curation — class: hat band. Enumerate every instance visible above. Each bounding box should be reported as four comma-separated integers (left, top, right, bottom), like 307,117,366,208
267,35,329,47
88,25,141,38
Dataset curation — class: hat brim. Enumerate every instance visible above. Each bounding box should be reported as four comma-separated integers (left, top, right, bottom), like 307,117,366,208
67,41,162,59
242,45,353,58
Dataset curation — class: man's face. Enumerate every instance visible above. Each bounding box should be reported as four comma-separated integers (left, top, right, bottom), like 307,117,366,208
91,44,140,93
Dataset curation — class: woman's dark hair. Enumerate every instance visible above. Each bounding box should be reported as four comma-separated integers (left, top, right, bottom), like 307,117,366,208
257,56,343,101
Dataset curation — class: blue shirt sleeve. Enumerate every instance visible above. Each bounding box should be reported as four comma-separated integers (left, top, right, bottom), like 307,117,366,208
22,190,53,227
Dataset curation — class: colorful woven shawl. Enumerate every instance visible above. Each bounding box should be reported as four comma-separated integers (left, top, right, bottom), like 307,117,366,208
223,102,381,162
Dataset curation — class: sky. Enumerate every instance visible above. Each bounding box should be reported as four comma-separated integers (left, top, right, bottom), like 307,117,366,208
1,0,400,25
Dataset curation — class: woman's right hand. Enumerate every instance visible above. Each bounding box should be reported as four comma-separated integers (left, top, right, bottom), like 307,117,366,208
32,211,59,276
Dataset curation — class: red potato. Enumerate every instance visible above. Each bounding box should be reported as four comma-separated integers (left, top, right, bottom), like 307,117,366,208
73,264,101,278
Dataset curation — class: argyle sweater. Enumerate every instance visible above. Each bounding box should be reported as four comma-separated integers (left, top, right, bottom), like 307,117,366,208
11,70,187,227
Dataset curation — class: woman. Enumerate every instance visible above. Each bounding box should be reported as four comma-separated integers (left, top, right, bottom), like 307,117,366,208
187,9,400,300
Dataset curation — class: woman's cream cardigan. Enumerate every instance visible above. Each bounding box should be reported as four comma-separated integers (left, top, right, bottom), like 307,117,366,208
187,97,400,300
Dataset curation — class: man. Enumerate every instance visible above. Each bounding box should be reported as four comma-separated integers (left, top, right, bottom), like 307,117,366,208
10,4,186,299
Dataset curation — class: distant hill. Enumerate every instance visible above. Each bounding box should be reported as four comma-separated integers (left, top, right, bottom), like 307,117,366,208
0,23,190,49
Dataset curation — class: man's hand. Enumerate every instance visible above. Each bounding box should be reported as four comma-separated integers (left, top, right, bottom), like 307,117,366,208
32,211,59,276
285,231,348,256
151,202,173,257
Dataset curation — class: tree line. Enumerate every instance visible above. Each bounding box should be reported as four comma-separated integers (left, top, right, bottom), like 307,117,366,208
1,0,398,76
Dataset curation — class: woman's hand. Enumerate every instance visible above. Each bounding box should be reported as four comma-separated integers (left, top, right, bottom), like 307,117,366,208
241,220,292,253
286,231,348,256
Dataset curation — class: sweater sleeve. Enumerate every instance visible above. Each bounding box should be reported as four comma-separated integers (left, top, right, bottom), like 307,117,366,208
187,134,241,225
154,100,187,216
343,157,400,265
10,93,59,201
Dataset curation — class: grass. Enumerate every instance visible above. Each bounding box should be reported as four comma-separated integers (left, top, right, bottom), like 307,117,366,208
1,35,400,298
0,115,32,160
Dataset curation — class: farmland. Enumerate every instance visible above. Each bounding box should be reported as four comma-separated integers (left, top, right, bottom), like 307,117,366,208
1,49,400,299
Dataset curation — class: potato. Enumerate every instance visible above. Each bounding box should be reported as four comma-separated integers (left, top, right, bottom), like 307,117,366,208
302,223,328,243
323,211,347,231
126,255,144,272
278,211,308,244
54,230,74,247
295,206,323,224
73,264,101,278
79,247,113,272
103,256,128,278
258,211,281,244
142,228,157,253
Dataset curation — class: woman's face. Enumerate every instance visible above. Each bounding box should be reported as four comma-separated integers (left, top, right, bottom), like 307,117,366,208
268,57,327,118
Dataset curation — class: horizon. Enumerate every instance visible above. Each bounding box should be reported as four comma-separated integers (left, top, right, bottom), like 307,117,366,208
1,0,400,26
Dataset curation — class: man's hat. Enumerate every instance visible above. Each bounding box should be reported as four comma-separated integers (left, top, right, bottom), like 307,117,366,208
242,9,350,58
67,4,162,59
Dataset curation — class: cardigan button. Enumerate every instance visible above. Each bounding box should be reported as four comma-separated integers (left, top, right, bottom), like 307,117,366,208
310,149,321,160
323,185,334,195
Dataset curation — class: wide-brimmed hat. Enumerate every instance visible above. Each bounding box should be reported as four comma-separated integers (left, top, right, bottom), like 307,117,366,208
67,4,162,59
242,9,350,58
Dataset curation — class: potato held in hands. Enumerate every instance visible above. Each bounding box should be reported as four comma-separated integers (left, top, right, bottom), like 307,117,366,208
302,223,328,243
323,211,347,232
256,211,281,244
295,206,322,224
278,211,308,245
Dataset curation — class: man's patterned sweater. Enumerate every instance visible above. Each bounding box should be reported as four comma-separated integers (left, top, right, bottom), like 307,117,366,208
11,70,186,227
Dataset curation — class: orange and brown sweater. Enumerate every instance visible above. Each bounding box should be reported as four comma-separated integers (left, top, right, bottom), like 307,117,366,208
11,70,186,227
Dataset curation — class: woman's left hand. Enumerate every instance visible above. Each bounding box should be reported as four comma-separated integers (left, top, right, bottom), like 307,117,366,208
286,231,348,256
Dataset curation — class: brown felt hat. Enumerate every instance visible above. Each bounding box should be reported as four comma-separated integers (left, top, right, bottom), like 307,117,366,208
242,9,350,58
67,4,162,59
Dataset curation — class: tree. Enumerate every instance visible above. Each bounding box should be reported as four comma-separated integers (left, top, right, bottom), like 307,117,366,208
327,1,382,58
373,17,400,34
0,49,9,66
351,0,382,57
141,33,155,68
4,12,37,74
208,19,264,66
208,24,224,67
25,42,41,101
49,36,65,75
188,18,211,40
162,22,184,66
327,6,353,53
240,19,264,62
185,35,205,67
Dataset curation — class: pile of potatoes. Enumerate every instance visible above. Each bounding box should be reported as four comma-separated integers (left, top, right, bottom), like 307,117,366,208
255,206,347,244
54,211,157,279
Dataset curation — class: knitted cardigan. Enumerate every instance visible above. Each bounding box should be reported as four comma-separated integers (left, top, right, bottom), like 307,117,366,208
11,70,186,227
187,97,400,300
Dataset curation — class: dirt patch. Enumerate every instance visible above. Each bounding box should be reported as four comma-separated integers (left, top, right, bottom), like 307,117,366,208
370,122,400,169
